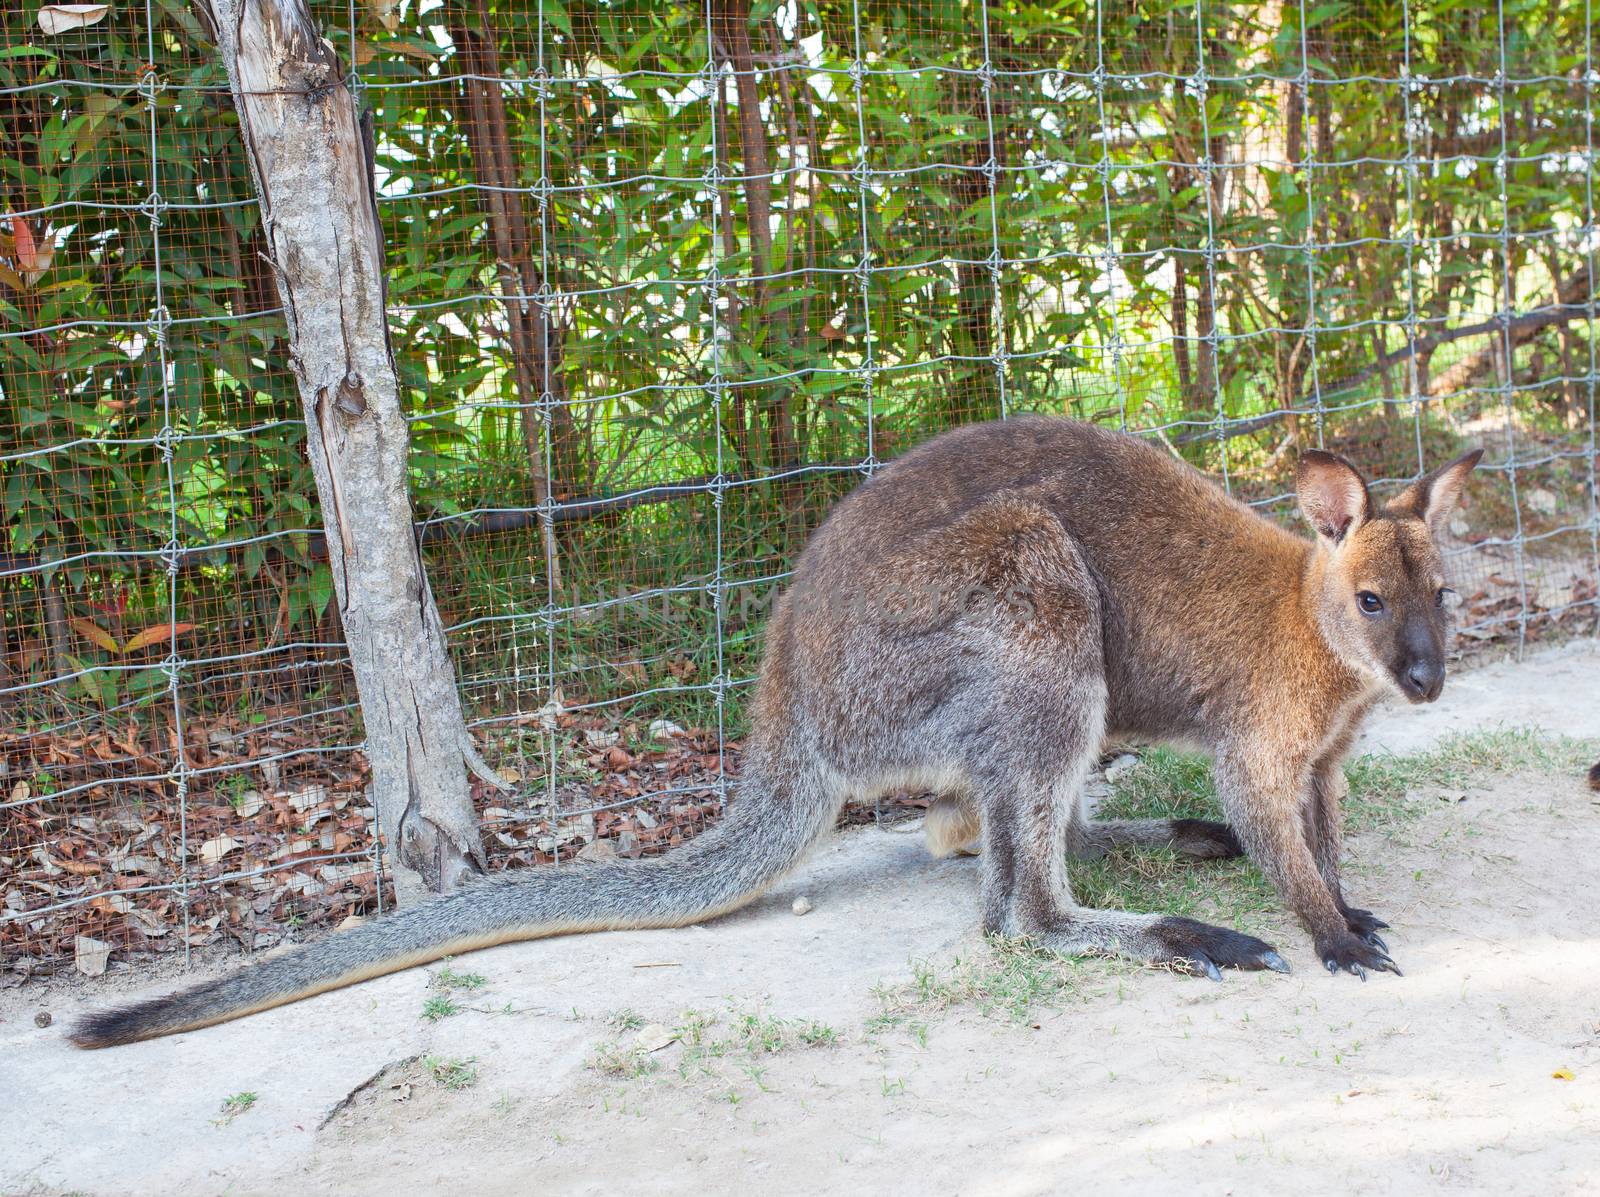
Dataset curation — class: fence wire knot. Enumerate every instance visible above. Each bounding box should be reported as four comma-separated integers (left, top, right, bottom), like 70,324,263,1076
1187,67,1208,98
136,66,165,106
153,423,179,462
847,58,866,89
976,60,996,92
159,537,182,578
140,191,168,227
537,603,559,634
147,304,172,348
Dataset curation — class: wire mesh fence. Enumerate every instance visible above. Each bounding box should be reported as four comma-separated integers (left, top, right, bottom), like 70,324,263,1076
2,0,1596,975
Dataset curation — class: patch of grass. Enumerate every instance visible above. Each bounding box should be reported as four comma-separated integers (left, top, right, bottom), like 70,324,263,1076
1098,747,1222,822
608,1007,645,1032
1345,727,1600,828
423,1055,480,1090
590,1040,660,1079
796,1020,839,1047
588,1003,837,1091
1079,747,1275,929
872,937,1133,1030
212,1091,258,1126
431,961,487,992
421,994,462,1022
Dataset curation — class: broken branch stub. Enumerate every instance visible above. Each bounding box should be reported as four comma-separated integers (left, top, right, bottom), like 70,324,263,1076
205,0,503,894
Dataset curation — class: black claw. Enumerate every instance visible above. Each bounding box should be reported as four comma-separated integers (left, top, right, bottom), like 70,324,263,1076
1261,950,1291,975
1325,957,1339,975
1348,962,1367,981
1365,932,1388,953
1199,954,1222,982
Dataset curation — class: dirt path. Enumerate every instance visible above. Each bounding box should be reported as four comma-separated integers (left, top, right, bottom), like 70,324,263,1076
4,640,1599,1197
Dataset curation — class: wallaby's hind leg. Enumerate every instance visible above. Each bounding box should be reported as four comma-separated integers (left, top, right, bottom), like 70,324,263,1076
956,525,1284,977
976,751,1287,977
932,791,1243,862
1070,816,1243,861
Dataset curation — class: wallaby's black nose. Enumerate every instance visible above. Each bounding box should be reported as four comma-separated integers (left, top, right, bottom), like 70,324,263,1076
1403,660,1444,702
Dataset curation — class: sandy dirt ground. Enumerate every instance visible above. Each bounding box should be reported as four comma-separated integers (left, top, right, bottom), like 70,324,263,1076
3,639,1598,1197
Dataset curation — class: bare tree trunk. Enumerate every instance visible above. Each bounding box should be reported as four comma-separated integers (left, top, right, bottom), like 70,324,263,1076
1171,245,1193,401
451,3,566,587
205,0,502,895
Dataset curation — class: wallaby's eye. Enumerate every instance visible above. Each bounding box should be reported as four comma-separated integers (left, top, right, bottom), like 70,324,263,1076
1357,591,1384,615
1436,587,1455,608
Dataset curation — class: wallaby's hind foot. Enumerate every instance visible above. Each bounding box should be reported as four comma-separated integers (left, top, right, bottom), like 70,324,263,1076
924,794,981,858
1148,917,1291,980
1024,913,1290,981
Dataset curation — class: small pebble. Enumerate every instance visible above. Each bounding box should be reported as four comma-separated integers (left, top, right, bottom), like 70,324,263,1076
791,896,813,916
35,1011,52,1028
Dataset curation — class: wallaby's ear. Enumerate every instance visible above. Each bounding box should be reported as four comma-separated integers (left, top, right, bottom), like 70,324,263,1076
1297,450,1372,546
1386,448,1483,534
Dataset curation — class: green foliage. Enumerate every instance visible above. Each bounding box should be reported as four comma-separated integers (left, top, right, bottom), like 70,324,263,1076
2,0,1592,723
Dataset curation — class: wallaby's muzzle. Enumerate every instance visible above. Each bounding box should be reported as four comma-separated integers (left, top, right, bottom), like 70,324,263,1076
1398,656,1445,702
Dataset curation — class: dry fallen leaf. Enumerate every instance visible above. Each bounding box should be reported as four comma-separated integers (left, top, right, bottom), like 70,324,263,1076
74,934,111,977
198,834,241,864
37,4,111,35
635,1023,679,1053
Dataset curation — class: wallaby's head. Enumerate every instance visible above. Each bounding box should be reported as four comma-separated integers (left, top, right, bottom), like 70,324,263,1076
1296,447,1483,703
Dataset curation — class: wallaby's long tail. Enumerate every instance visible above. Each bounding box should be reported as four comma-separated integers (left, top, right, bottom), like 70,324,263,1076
70,764,835,1048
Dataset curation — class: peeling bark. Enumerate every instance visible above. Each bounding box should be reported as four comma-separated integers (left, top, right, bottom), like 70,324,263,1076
205,0,500,895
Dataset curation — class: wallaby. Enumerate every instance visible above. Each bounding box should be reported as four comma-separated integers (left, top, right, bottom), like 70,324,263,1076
71,417,1482,1048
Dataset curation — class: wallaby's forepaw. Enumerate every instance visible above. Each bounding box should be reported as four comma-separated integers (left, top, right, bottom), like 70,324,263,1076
1169,818,1245,860
1318,930,1401,980
1341,906,1391,952
1152,916,1291,981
